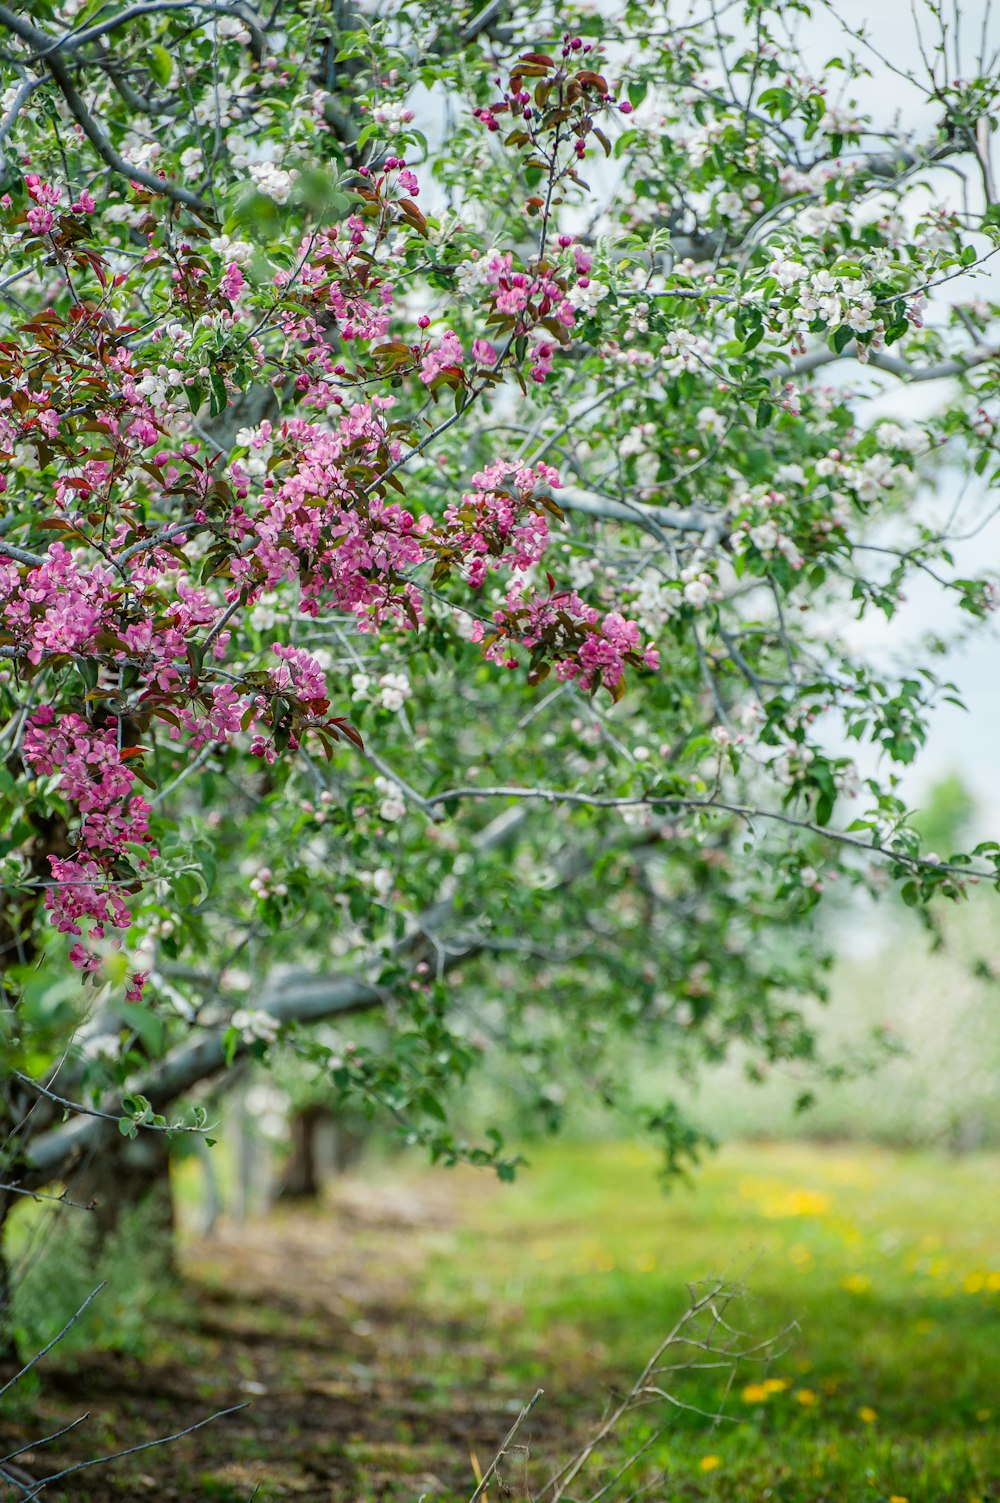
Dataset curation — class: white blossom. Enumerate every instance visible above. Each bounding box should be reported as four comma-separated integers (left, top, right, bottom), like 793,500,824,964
231,1009,280,1045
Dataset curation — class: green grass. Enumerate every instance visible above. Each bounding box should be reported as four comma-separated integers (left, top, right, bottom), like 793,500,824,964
421,1140,1000,1502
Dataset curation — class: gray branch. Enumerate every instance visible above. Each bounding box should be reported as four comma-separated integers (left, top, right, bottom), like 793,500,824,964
554,484,711,536
0,4,211,214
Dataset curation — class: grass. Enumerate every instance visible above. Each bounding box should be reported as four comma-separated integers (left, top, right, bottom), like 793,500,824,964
419,1139,1000,1503
15,1137,1000,1502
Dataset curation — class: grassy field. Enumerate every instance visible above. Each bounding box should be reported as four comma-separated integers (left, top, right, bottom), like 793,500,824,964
10,1138,1000,1502
420,1139,1000,1503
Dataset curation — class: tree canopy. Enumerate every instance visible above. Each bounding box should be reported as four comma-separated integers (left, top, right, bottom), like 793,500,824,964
1,0,999,1217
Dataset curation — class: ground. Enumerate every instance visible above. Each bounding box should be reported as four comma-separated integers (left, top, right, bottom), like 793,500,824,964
3,1140,999,1502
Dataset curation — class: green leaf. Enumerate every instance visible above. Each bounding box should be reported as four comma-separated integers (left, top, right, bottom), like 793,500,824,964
209,372,228,418
149,44,173,87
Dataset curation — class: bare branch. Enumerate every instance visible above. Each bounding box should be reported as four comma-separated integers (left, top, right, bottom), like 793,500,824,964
421,785,986,880
467,1389,544,1503
0,540,46,568
0,1284,105,1400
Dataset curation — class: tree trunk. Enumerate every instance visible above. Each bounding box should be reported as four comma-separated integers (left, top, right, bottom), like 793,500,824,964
276,1106,367,1199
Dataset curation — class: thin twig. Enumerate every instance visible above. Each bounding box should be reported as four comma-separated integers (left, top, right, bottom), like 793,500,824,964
0,1284,105,1400
467,1389,545,1503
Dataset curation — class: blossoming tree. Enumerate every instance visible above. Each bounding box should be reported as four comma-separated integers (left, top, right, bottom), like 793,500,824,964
1,0,999,1298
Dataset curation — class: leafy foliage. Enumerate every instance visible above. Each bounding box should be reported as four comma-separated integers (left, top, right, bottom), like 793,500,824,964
0,0,999,1199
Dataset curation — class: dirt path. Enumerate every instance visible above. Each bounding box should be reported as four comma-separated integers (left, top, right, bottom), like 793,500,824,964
8,1174,565,1503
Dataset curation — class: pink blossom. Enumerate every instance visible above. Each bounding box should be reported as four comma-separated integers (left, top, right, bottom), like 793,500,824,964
419,330,464,385
220,262,245,300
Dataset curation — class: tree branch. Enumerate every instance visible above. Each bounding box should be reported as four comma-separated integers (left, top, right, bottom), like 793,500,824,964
553,484,711,536
785,341,998,384
0,5,211,215
28,1,266,62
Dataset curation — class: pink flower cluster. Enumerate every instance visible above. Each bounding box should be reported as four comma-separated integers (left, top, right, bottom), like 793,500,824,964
420,330,464,385
475,586,659,693
1,543,113,664
25,174,61,236
442,461,560,587
22,708,153,993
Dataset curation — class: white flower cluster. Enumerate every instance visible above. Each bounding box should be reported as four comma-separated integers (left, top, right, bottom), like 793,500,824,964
778,157,859,197
249,865,288,900
231,1008,280,1045
663,327,711,374
209,232,254,266
227,132,298,203
217,13,252,43
619,422,657,458
631,573,676,636
350,670,412,712
234,424,274,476
871,422,923,453
374,776,406,822
359,865,395,898
767,260,883,342
249,592,288,631
684,119,727,168
819,106,864,136
566,280,609,313
121,134,161,172
681,568,714,608
716,181,766,220
371,100,415,135
566,554,597,591
376,671,411,712
136,364,186,408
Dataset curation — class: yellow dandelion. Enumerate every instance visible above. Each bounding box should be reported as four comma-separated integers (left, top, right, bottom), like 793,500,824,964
741,1383,769,1403
986,1271,1000,1292
841,1273,871,1294
762,1188,832,1218
635,1252,656,1273
858,1406,877,1424
699,1455,721,1472
761,1377,789,1395
964,1273,985,1294
889,1495,909,1502
795,1388,817,1406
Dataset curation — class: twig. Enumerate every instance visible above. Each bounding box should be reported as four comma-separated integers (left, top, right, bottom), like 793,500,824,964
0,1181,95,1211
23,1403,249,1498
0,1284,105,1400
467,1389,544,1503
0,1413,91,1466
421,786,983,880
